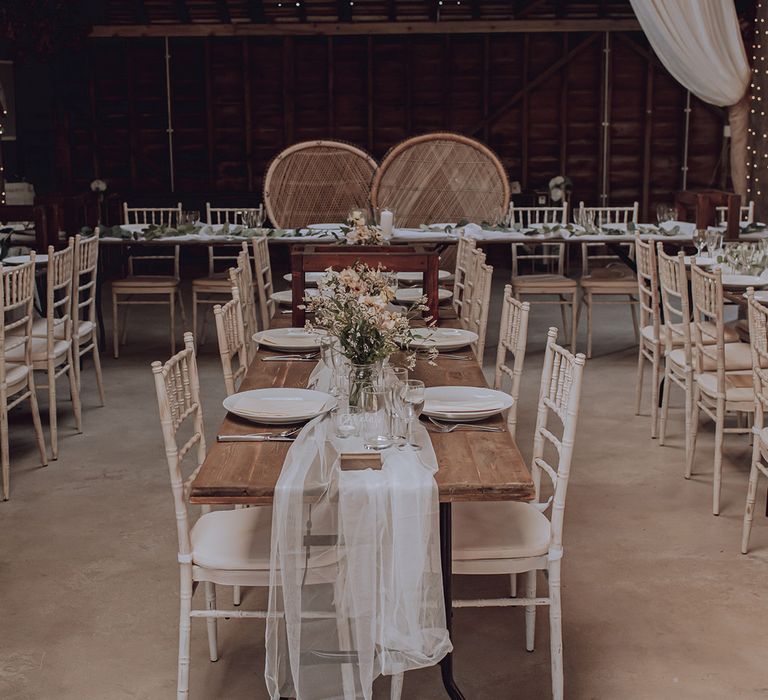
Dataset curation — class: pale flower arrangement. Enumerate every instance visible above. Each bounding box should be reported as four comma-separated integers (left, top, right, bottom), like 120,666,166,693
344,222,386,246
304,262,436,367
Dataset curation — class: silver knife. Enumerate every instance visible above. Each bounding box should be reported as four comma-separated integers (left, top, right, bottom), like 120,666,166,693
217,434,296,442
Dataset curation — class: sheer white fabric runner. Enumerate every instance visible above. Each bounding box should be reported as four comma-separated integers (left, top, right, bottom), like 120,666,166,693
265,360,452,699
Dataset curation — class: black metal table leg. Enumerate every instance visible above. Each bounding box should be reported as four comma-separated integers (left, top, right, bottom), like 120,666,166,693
439,502,465,700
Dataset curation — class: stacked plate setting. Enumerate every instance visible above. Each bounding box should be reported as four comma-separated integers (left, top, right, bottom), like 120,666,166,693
408,327,478,351
253,327,322,352
422,386,513,423
223,388,336,425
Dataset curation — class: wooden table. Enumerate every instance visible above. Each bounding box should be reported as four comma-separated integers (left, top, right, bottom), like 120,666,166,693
190,348,534,699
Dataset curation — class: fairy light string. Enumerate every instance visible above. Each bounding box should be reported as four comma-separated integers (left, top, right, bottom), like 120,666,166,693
748,0,768,214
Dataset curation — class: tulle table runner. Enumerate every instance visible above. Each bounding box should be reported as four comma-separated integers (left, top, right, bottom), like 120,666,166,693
265,360,451,699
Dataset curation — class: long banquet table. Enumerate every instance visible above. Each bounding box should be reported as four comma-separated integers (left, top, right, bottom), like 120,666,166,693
190,347,535,699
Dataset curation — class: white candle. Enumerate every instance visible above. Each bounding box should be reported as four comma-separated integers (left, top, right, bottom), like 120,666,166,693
380,209,394,238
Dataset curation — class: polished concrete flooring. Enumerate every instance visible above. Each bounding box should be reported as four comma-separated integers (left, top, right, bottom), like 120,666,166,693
2,278,768,700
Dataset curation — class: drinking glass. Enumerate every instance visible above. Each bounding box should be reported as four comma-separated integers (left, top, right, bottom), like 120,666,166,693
693,229,708,261
384,367,408,444
656,204,675,225
243,207,265,228
400,379,426,451
319,336,341,396
705,230,723,259
180,210,200,227
332,405,361,439
361,386,393,450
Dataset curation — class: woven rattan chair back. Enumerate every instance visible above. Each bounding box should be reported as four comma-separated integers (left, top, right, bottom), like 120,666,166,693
508,204,567,227
251,236,276,330
371,133,510,228
123,203,182,226
214,288,248,396
717,202,754,225
494,285,530,440
263,141,377,228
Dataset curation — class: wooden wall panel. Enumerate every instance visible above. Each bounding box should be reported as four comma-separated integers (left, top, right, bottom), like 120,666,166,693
27,30,726,220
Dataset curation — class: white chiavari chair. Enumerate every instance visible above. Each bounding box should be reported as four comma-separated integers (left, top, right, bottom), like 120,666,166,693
716,201,754,225
689,264,754,515
656,246,694,462
123,202,182,227
152,332,274,699
577,201,639,226
70,233,105,404
511,241,577,353
507,203,568,228
251,236,276,331
465,259,493,364
205,203,263,225
452,235,477,321
229,249,258,357
634,236,663,438
8,242,82,460
1,257,47,499
452,327,586,700
192,244,242,347
112,243,185,358
579,202,638,357
459,247,486,329
213,288,248,397
493,285,530,440
743,290,768,552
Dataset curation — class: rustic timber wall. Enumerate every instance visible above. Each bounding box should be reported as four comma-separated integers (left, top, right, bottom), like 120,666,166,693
20,30,726,221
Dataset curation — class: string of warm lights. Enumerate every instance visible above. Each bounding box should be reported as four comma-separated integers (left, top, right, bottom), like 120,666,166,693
747,0,767,207
0,100,5,206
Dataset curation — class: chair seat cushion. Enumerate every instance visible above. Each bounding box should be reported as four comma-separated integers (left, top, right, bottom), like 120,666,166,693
452,501,551,561
5,362,29,389
669,342,755,372
112,275,179,290
191,507,273,571
31,318,94,341
695,370,754,403
5,336,70,363
511,274,577,290
641,321,739,347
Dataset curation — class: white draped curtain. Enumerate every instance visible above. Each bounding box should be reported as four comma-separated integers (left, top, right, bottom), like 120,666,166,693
629,0,751,196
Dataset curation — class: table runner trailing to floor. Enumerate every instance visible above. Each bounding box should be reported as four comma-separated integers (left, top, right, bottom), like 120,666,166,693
264,361,452,700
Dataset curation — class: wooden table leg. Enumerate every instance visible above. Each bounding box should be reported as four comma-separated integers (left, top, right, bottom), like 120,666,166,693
439,502,465,700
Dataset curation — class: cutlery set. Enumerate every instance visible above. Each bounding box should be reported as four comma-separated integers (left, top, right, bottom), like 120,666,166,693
426,417,505,433
217,427,302,443
261,352,319,362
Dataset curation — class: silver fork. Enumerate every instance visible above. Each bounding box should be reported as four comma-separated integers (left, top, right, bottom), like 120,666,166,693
217,426,303,442
426,416,505,433
261,352,319,361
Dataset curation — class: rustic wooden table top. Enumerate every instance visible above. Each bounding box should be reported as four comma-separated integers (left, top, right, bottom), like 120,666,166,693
190,348,534,506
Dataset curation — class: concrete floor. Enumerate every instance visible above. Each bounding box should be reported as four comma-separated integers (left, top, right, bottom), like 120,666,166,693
2,275,768,700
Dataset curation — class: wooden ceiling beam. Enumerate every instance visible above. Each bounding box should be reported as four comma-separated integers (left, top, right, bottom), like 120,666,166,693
248,0,266,22
90,18,642,37
175,0,190,23
338,0,352,22
516,0,549,19
216,0,231,23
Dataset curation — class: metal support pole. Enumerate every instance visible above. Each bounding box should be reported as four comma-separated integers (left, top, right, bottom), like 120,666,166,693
682,90,691,191
600,31,611,205
164,36,175,192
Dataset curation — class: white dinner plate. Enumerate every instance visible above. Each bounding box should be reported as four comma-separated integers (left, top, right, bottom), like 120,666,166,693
721,274,768,288
282,272,327,285
270,288,320,306
408,327,478,351
253,327,322,351
396,270,452,283
223,388,336,425
748,290,768,303
422,386,513,422
395,287,453,303
2,254,49,265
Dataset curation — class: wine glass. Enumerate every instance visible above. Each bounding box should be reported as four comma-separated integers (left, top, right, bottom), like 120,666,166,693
319,336,341,396
400,379,426,451
693,229,708,262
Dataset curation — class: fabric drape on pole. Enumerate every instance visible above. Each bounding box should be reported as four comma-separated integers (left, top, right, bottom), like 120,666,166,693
629,0,751,196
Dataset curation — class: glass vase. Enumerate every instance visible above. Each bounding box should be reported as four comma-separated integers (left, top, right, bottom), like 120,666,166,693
347,361,383,408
